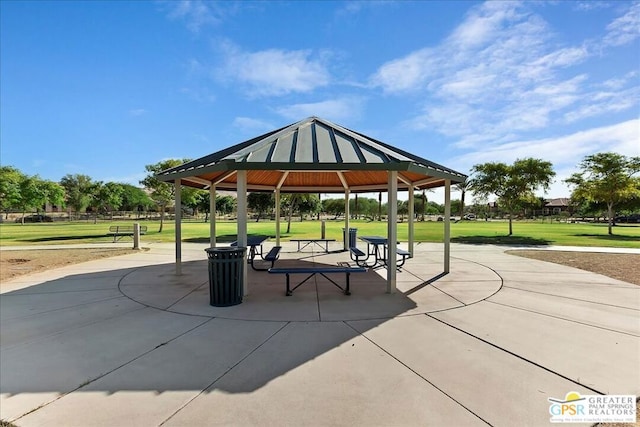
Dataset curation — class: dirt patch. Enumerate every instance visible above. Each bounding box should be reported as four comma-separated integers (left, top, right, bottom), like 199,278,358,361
0,248,145,284
506,250,640,286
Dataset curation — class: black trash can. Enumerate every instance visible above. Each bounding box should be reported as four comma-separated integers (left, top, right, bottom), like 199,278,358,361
342,227,358,248
205,247,246,307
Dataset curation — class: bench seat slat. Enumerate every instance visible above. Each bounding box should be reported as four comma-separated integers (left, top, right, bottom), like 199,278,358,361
269,267,366,274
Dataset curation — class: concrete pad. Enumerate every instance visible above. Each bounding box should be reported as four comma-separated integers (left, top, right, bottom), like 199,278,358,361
170,281,322,322
488,288,640,336
432,302,640,394
432,280,503,305
502,281,640,309
0,308,207,421
163,321,485,427
0,289,123,321
0,297,143,348
349,315,596,426
17,318,286,427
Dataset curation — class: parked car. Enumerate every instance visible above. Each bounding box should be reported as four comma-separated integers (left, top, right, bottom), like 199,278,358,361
463,214,476,220
615,214,640,223
15,214,53,223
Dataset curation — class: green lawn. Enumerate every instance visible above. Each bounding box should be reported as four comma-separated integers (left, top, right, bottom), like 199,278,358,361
1,219,638,248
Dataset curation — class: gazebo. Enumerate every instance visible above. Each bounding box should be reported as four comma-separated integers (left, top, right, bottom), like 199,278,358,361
156,116,466,294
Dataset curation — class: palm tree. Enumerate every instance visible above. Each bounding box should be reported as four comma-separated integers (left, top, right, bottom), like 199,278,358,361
455,178,470,218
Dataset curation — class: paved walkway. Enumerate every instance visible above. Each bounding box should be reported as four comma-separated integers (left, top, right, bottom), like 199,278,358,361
1,242,638,426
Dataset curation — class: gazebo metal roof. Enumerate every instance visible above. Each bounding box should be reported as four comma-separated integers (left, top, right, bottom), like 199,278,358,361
156,116,466,192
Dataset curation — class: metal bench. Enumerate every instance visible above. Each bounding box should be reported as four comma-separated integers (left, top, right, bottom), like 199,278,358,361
107,225,147,242
349,247,367,265
268,266,367,296
251,246,282,271
380,248,411,269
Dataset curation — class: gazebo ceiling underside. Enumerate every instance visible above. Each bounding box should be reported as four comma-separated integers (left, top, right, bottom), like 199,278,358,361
157,117,466,193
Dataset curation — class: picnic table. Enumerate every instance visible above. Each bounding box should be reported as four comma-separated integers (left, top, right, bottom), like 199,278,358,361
289,238,336,253
230,235,281,271
350,235,410,270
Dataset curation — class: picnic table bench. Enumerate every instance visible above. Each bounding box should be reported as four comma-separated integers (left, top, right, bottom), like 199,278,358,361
268,266,367,296
350,236,410,270
289,238,336,253
107,225,147,242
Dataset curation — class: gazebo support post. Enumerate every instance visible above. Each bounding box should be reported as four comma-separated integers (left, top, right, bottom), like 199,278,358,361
174,179,182,275
209,184,216,248
343,189,350,251
275,189,281,246
387,171,397,293
408,187,415,257
444,179,451,273
237,170,249,296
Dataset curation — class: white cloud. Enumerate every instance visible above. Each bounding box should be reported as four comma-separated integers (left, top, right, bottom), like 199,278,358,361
454,119,639,172
216,41,331,97
232,117,275,133
128,108,147,117
603,2,640,47
165,0,223,33
275,97,364,122
371,1,639,148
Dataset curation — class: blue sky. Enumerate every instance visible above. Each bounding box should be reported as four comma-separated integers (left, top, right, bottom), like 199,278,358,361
1,1,638,203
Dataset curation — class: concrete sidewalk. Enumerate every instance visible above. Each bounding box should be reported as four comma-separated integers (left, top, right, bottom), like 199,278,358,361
1,242,638,426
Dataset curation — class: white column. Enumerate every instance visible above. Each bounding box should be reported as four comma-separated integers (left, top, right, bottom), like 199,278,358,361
275,189,281,246
408,187,414,257
209,185,216,248
343,190,350,250
444,179,451,273
387,171,397,293
237,170,249,296
174,179,182,275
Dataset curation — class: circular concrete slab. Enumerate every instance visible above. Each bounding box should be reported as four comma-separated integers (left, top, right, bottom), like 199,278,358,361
118,249,502,322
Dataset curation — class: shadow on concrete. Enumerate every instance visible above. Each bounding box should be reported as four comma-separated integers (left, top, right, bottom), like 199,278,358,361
0,258,414,402
451,235,551,245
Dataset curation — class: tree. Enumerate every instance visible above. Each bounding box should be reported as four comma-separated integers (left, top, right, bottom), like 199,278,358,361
565,152,640,235
90,182,124,222
323,198,344,219
141,159,191,232
14,176,64,224
281,194,321,232
216,195,235,217
247,192,274,222
119,184,153,215
60,174,94,219
469,158,555,235
454,178,470,218
0,166,24,218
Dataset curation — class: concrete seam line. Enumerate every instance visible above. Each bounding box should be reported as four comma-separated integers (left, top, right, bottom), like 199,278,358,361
500,285,640,312
430,283,467,305
13,316,214,422
159,321,291,426
342,321,493,426
485,299,640,338
425,313,605,395
164,280,208,311
1,294,130,322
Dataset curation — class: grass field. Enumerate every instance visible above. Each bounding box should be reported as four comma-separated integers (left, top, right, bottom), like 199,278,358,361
0,219,638,248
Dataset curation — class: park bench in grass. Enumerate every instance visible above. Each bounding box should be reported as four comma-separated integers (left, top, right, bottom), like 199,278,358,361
289,238,336,253
107,225,147,242
268,266,367,296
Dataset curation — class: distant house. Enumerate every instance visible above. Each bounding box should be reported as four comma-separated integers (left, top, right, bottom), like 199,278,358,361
544,198,571,215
